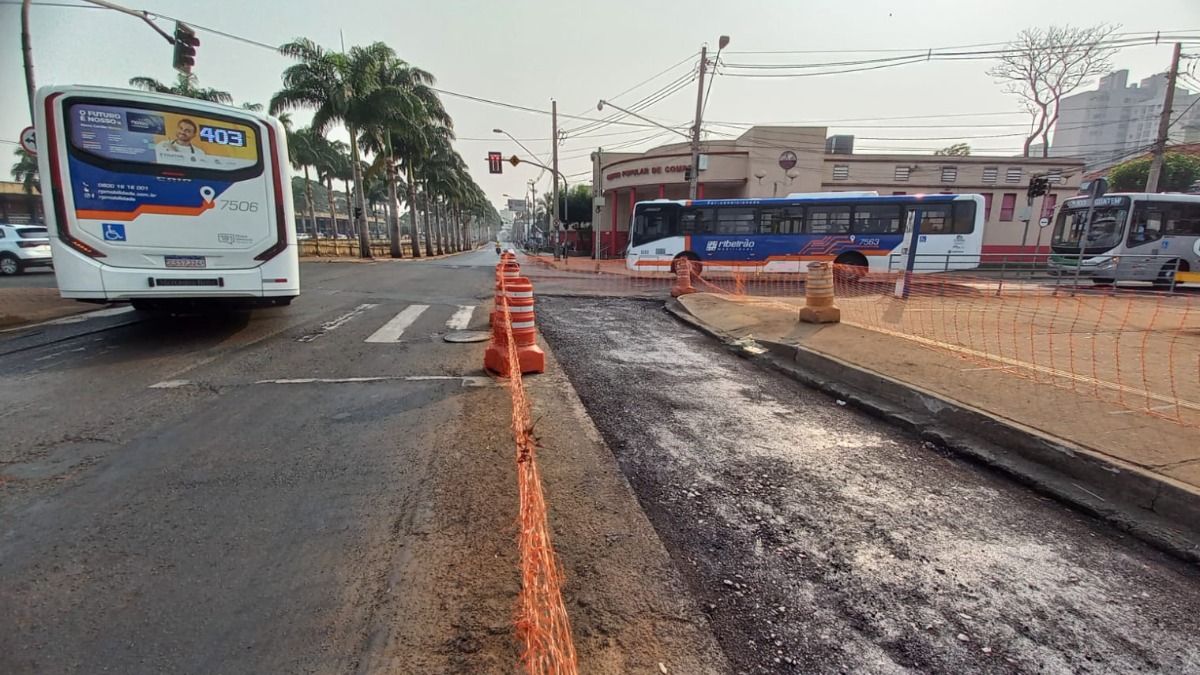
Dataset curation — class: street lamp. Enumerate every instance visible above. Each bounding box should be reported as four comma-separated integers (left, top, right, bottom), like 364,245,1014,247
755,168,800,198
596,100,691,140
493,128,543,168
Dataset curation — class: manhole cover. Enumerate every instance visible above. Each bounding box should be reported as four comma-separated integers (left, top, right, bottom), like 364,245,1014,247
443,330,491,343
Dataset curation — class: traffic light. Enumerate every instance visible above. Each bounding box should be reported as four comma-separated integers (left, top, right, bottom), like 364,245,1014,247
172,22,200,75
353,206,363,220
487,152,503,174
1027,175,1050,200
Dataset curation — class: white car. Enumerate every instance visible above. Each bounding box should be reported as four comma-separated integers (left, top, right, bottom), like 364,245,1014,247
0,224,53,275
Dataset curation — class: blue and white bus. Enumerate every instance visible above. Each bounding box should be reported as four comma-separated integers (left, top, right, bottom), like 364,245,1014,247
626,192,985,277
35,85,299,310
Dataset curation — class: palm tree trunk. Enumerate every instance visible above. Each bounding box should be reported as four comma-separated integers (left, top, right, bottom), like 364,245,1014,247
387,164,402,259
302,166,319,256
406,166,421,258
434,200,446,255
343,178,354,244
421,184,435,258
325,178,338,241
349,130,371,259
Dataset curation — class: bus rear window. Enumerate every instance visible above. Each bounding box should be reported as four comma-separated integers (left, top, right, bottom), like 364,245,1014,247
68,102,259,172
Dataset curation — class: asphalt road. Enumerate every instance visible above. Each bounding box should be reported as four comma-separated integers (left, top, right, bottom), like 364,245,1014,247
537,296,1200,675
0,267,57,289
0,250,524,673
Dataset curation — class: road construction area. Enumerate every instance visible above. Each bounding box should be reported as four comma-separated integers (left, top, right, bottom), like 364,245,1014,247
537,295,1200,674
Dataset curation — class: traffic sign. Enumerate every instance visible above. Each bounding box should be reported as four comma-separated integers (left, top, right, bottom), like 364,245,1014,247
1038,217,1050,228
19,126,36,155
778,150,797,170
509,155,521,167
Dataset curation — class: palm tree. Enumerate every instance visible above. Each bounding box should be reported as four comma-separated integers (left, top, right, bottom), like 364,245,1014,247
285,126,325,240
272,39,425,259
128,73,233,104
313,140,349,238
10,148,41,224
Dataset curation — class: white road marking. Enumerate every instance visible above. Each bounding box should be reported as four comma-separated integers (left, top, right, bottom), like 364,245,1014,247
254,375,493,387
150,380,191,389
33,347,86,362
297,303,378,342
364,304,429,343
446,305,475,330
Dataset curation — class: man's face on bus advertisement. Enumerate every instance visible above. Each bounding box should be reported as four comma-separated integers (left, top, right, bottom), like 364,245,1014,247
175,120,197,145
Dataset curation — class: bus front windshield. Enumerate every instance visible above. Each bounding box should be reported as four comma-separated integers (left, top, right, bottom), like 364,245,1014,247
1051,206,1128,253
630,205,679,248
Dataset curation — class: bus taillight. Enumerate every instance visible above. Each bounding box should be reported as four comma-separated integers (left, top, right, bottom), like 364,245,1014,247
44,94,105,259
254,121,290,262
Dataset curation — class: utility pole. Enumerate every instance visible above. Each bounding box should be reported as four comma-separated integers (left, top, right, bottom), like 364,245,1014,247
689,46,708,201
551,99,561,260
21,0,35,122
1146,42,1182,193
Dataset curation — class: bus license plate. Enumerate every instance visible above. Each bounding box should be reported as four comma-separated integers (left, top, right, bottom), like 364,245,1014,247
164,256,207,269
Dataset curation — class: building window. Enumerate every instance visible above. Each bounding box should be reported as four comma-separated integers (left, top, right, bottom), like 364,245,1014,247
982,167,998,184
941,166,958,183
1000,193,1017,222
894,166,910,181
1005,168,1023,183
1047,168,1063,184
984,193,994,220
1041,193,1058,220
832,165,850,180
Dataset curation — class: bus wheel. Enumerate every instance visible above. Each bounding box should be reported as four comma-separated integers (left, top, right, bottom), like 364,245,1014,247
833,252,868,281
671,254,702,279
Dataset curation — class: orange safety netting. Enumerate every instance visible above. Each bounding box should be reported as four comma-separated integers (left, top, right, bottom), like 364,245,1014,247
497,271,579,675
518,254,1200,428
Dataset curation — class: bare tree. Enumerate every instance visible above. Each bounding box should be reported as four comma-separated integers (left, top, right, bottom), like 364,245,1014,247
988,24,1120,157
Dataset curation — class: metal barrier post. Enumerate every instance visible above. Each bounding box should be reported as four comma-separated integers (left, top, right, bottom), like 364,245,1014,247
894,209,924,299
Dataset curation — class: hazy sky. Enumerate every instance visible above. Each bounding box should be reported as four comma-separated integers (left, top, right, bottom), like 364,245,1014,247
3,0,1198,207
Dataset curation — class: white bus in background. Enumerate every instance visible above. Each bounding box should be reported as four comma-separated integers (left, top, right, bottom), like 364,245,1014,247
1047,193,1200,286
35,86,299,310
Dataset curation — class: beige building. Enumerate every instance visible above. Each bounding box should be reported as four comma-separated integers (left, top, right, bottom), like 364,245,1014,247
592,127,1084,257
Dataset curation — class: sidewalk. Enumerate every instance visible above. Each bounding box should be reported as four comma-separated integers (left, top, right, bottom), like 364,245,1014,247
0,287,97,329
670,293,1200,553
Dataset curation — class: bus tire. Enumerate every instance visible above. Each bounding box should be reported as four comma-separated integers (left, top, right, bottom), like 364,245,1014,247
0,253,23,276
833,252,868,281
671,254,702,279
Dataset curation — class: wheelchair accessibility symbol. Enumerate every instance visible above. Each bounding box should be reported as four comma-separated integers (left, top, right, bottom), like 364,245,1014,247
103,223,126,241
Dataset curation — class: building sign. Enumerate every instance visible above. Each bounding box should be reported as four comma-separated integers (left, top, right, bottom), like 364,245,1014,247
605,163,690,182
779,151,797,170
507,198,527,212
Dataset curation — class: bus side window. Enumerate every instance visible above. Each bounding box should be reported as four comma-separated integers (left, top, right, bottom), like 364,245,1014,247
1131,206,1164,245
681,208,714,235
913,205,951,233
758,208,777,234
807,205,851,234
1165,204,1200,236
853,204,902,234
715,208,757,235
952,202,977,234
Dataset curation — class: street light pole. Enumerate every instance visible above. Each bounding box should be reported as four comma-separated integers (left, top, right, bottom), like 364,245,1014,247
21,0,35,122
689,45,707,201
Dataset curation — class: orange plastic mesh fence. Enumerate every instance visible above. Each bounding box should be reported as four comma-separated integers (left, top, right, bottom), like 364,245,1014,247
498,271,579,675
519,255,1200,428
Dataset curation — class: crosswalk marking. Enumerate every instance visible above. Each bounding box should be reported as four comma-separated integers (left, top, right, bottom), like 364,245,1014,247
365,304,430,343
446,305,475,331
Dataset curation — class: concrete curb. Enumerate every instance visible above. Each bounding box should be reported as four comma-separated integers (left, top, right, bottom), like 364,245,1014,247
664,298,1200,565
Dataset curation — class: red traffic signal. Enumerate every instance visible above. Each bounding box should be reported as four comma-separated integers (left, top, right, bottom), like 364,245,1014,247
487,151,503,174
173,22,200,75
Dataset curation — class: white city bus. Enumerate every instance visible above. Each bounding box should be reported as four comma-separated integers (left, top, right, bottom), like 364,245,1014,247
1047,193,1200,285
35,86,299,310
626,193,985,276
